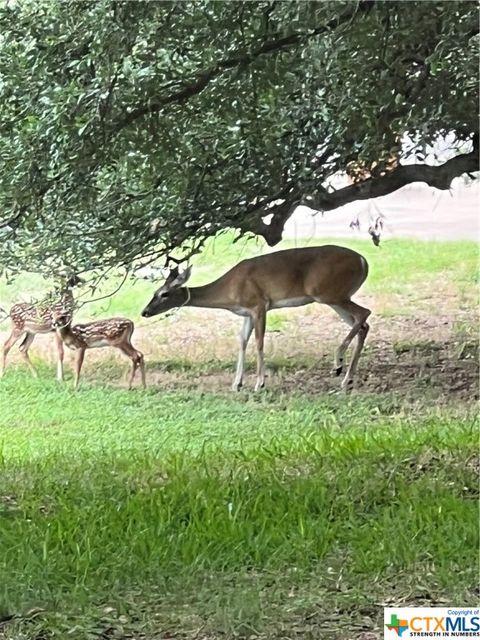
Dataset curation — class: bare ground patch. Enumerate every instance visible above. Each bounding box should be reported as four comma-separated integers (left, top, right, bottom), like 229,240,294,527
2,306,477,401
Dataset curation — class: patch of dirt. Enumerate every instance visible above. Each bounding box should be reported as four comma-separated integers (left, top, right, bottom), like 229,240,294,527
132,312,479,400
1,310,478,400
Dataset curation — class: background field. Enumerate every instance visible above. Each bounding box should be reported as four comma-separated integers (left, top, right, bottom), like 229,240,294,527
0,237,478,640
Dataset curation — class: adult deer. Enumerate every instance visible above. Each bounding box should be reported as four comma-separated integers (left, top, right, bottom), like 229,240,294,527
141,245,371,392
1,275,82,380
52,314,146,390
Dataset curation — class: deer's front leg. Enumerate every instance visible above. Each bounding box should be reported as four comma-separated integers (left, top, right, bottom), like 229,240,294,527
55,332,65,382
232,315,253,391
253,307,266,391
73,348,85,390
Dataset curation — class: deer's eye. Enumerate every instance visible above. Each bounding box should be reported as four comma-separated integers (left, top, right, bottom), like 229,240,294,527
157,291,169,299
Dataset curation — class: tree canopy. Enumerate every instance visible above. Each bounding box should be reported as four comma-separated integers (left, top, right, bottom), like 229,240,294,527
0,0,478,279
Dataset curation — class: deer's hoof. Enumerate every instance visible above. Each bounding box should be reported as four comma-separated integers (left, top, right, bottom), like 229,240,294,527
341,379,354,393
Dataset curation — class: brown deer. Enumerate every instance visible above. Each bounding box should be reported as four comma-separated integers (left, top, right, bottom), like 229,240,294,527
1,275,82,380
51,314,146,390
141,245,370,392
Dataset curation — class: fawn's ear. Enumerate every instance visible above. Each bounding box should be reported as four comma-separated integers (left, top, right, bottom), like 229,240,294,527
66,274,84,288
166,265,192,289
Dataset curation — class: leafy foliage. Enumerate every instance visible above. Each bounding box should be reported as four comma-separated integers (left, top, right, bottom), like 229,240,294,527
0,0,477,278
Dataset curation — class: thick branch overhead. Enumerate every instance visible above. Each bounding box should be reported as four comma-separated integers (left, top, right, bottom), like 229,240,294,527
252,142,479,246
309,144,479,212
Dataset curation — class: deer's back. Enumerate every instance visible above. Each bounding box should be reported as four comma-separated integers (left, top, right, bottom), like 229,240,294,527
69,318,134,348
10,290,75,333
10,302,54,332
220,245,368,305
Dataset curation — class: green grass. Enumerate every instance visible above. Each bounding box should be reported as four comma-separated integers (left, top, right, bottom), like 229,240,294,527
0,371,478,639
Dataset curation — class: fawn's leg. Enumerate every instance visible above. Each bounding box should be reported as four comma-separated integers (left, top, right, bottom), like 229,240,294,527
55,332,65,381
73,348,85,389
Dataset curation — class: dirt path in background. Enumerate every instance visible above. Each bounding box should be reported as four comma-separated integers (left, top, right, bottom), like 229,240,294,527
284,180,479,241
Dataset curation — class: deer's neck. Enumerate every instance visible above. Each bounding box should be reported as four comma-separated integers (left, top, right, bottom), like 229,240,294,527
185,281,232,310
60,288,74,305
57,324,77,347
57,325,71,339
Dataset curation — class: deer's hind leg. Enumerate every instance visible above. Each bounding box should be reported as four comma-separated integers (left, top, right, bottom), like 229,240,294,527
328,305,355,376
1,328,31,378
119,343,145,389
342,319,370,392
18,332,38,378
329,301,370,391
253,307,267,392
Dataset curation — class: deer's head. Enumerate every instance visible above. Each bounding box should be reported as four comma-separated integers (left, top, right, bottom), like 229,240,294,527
65,274,84,289
51,310,72,330
141,266,192,317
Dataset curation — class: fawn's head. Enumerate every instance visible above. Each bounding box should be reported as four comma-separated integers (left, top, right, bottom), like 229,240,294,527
65,274,84,289
51,309,72,330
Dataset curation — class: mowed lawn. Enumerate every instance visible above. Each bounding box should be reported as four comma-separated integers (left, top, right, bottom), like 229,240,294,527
0,238,478,640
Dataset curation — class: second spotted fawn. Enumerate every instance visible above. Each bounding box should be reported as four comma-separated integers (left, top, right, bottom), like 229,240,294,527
52,314,146,390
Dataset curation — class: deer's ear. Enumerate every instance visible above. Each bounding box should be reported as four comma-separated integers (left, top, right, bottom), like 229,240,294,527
66,274,84,288
169,265,192,289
